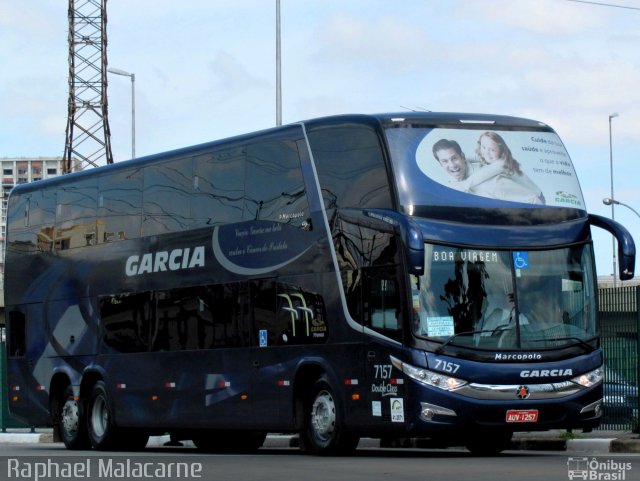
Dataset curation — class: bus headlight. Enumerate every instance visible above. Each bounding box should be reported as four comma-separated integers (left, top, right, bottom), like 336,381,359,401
570,367,603,388
390,355,467,391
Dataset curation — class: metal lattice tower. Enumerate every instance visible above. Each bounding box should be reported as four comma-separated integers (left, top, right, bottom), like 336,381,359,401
63,0,113,173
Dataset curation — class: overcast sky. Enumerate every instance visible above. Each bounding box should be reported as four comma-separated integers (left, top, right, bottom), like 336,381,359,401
1,0,639,279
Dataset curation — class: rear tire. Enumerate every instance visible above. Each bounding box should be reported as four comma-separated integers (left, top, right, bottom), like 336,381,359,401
87,380,149,450
55,386,91,450
299,375,359,455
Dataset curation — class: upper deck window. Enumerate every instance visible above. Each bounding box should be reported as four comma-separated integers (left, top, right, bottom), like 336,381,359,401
308,124,392,211
244,138,309,228
384,126,585,214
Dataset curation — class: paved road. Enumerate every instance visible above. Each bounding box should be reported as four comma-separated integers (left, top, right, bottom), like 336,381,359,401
0,444,638,481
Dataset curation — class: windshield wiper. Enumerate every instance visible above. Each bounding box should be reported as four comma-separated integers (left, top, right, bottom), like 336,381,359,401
435,329,496,354
528,336,595,353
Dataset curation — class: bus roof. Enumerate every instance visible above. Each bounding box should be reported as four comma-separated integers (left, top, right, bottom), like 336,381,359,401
11,111,554,196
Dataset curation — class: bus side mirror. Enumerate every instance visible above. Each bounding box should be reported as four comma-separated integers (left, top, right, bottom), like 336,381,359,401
357,209,425,276
404,220,424,276
589,214,636,281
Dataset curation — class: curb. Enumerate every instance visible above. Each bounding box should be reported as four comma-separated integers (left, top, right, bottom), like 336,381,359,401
610,438,640,454
0,432,53,444
566,439,613,454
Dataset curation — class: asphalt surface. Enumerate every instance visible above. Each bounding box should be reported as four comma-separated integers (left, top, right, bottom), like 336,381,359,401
1,429,639,453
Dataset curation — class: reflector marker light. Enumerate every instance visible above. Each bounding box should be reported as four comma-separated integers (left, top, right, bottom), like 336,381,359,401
116,383,127,390
390,378,404,385
164,382,176,389
344,379,359,386
277,380,291,387
219,381,231,388
11,386,20,392
36,385,46,391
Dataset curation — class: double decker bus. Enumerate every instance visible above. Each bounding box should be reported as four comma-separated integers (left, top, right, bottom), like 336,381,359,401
4,113,634,454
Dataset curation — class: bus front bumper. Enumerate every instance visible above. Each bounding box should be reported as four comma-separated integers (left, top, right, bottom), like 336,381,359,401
408,382,603,435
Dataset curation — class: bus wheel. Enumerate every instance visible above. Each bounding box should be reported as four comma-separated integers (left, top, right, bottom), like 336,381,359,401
57,386,91,450
300,375,359,455
87,380,119,450
464,431,512,455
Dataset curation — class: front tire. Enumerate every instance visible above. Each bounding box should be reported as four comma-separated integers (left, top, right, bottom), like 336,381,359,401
299,375,359,455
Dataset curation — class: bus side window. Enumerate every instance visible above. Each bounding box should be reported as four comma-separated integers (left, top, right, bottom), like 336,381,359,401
150,289,200,351
100,293,151,353
276,286,329,344
98,169,142,243
186,283,249,349
143,158,193,236
244,138,309,228
363,268,402,341
7,310,26,358
192,148,245,227
5,195,35,254
307,124,393,213
251,281,283,346
55,178,98,249
30,189,56,253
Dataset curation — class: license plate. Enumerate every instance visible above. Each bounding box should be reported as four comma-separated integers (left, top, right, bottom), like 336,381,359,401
506,409,538,423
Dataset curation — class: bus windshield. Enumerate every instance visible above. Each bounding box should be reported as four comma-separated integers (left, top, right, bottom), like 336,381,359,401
411,243,597,351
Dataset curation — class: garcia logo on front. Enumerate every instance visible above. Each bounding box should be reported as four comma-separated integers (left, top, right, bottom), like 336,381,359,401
520,369,572,378
126,246,205,276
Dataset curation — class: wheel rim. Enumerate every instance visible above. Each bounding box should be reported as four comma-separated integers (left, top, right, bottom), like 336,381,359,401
61,399,80,437
90,395,109,439
310,390,336,442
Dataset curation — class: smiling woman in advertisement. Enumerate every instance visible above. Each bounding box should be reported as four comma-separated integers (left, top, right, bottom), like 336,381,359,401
417,128,580,209
431,133,545,205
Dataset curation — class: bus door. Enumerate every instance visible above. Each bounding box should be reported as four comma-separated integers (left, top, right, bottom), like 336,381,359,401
248,280,290,429
362,266,407,427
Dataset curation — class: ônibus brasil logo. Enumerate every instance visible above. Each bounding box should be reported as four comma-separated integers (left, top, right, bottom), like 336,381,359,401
567,457,632,480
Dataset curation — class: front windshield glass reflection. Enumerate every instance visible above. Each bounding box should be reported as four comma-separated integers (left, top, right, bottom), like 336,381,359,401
412,244,596,350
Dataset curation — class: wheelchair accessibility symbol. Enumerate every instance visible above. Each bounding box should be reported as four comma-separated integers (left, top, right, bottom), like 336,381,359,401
513,251,529,270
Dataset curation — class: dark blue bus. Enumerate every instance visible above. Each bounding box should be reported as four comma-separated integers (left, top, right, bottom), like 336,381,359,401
4,113,635,454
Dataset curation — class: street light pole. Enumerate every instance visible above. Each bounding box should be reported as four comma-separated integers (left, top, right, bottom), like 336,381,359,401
608,112,619,286
107,67,136,159
276,0,282,126
603,198,640,221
